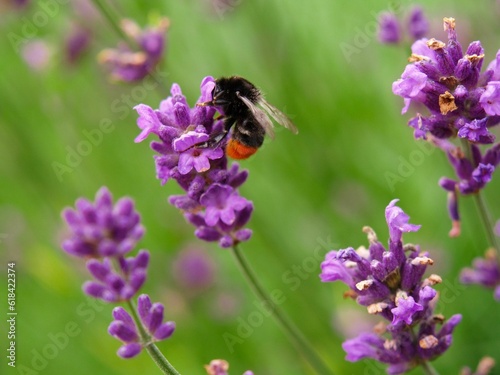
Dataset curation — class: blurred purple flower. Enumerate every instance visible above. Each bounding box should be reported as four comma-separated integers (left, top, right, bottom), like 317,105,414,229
65,25,91,65
108,294,175,358
172,247,215,291
98,18,169,82
204,359,253,375
460,249,500,301
134,77,253,248
320,200,461,374
377,6,429,45
378,12,401,44
407,6,429,40
461,356,496,375
21,40,51,71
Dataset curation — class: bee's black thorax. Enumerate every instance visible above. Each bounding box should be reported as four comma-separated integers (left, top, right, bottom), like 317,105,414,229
213,76,261,118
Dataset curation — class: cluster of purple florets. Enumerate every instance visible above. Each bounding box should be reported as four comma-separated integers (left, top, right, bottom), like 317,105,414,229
134,77,253,248
61,187,175,358
392,18,500,236
378,6,429,44
320,200,461,375
99,18,169,82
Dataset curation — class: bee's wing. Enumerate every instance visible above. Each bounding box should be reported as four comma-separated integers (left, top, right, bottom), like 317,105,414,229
237,93,275,139
258,98,298,134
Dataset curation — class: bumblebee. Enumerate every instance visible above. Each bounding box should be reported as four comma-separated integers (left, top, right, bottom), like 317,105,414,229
197,76,298,159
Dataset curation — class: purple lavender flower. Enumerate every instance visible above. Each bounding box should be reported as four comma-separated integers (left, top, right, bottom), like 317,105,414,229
377,6,429,45
172,247,215,291
320,200,461,374
98,18,169,82
83,250,149,302
134,77,253,248
61,187,144,258
460,249,500,301
204,359,254,375
393,18,500,140
407,6,429,40
108,294,175,358
434,138,500,235
393,18,500,234
61,187,152,304
378,12,401,44
65,25,91,65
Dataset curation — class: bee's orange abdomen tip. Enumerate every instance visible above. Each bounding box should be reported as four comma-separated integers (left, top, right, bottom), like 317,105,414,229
226,139,258,159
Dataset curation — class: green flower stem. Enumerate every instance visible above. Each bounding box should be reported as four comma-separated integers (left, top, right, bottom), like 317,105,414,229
461,140,500,252
90,0,132,47
473,192,500,252
231,245,333,375
420,361,440,375
126,300,181,375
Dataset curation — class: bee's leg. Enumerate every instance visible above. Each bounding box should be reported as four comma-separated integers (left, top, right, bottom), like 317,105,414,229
194,117,233,149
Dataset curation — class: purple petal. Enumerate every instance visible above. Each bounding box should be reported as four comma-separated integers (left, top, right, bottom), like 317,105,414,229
385,199,421,243
117,343,142,358
173,131,209,152
112,307,135,326
137,294,152,323
177,152,196,175
342,332,385,362
108,320,138,342
146,303,164,333
391,295,423,325
154,322,176,340
134,104,162,143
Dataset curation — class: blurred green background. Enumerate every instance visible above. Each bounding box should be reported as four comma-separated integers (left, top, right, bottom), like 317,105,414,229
1,0,500,374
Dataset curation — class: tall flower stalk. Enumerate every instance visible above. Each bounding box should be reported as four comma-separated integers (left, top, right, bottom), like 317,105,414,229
320,200,461,375
392,17,500,300
392,17,500,243
60,187,180,375
134,77,333,374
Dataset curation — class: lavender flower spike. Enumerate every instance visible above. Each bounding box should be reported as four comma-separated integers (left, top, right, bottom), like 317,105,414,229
83,250,149,302
134,77,253,248
460,248,500,301
108,294,175,359
377,6,429,45
98,17,169,82
393,18,500,233
61,187,145,259
378,12,401,44
320,200,461,374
